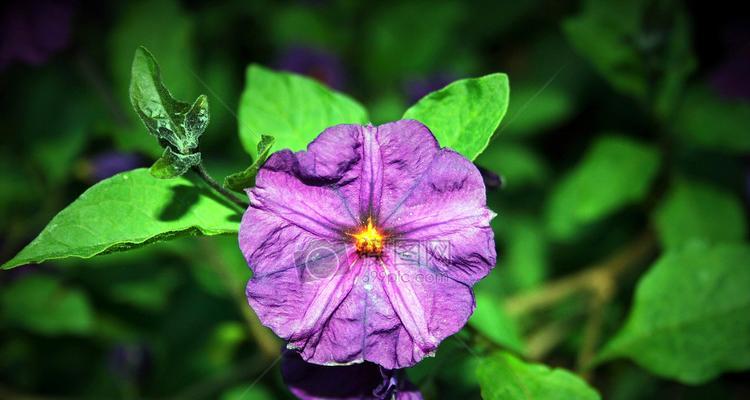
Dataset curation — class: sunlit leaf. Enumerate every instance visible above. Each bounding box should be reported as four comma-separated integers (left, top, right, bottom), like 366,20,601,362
403,73,510,160
238,64,368,159
2,169,240,270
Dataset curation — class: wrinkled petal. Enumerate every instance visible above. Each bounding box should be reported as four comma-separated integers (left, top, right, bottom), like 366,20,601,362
281,349,422,400
381,150,496,285
244,217,361,341
241,121,495,369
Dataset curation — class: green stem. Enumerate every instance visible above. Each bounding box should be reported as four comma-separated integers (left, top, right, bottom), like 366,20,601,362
192,163,249,210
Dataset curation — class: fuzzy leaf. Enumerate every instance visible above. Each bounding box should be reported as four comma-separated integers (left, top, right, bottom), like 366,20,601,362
224,135,276,192
150,148,201,179
2,169,240,270
403,73,510,160
129,46,209,177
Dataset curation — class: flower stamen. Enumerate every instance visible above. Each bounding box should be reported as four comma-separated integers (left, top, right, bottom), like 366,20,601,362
351,217,384,256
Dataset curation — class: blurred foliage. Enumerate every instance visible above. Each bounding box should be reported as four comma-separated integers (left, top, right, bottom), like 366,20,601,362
1,0,749,399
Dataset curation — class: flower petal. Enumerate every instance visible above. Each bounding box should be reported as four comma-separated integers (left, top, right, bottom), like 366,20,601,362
241,120,495,369
291,258,474,369
281,349,423,400
382,149,496,285
242,205,362,340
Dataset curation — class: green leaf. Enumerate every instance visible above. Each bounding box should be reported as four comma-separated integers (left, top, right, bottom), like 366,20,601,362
2,169,240,270
546,135,660,240
238,64,368,159
503,216,549,292
563,0,694,118
597,243,750,384
109,269,180,311
190,236,251,298
1,276,94,335
129,47,209,159
654,180,747,249
672,86,750,153
403,73,510,160
150,148,201,179
363,2,469,86
224,135,276,192
477,351,601,400
476,142,549,190
501,84,574,138
110,0,196,156
469,292,525,353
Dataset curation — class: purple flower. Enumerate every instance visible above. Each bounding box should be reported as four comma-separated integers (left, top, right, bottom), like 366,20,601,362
107,343,152,384
0,0,74,69
281,349,422,400
277,46,346,90
82,151,145,183
710,23,750,101
240,120,496,369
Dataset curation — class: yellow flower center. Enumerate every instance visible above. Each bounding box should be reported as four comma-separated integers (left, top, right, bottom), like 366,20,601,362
351,217,384,256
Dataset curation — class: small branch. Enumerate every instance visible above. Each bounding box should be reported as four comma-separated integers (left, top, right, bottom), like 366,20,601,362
192,164,249,210
197,238,281,360
576,277,614,379
504,231,656,318
525,319,576,360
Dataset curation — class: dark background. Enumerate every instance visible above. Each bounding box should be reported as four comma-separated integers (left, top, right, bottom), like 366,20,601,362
1,0,749,399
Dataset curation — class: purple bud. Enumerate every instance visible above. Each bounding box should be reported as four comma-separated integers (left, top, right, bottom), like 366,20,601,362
477,165,504,190
107,343,152,384
281,349,422,400
710,23,750,101
85,151,145,183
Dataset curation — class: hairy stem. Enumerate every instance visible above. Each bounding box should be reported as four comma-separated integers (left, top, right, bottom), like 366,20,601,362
192,164,249,210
